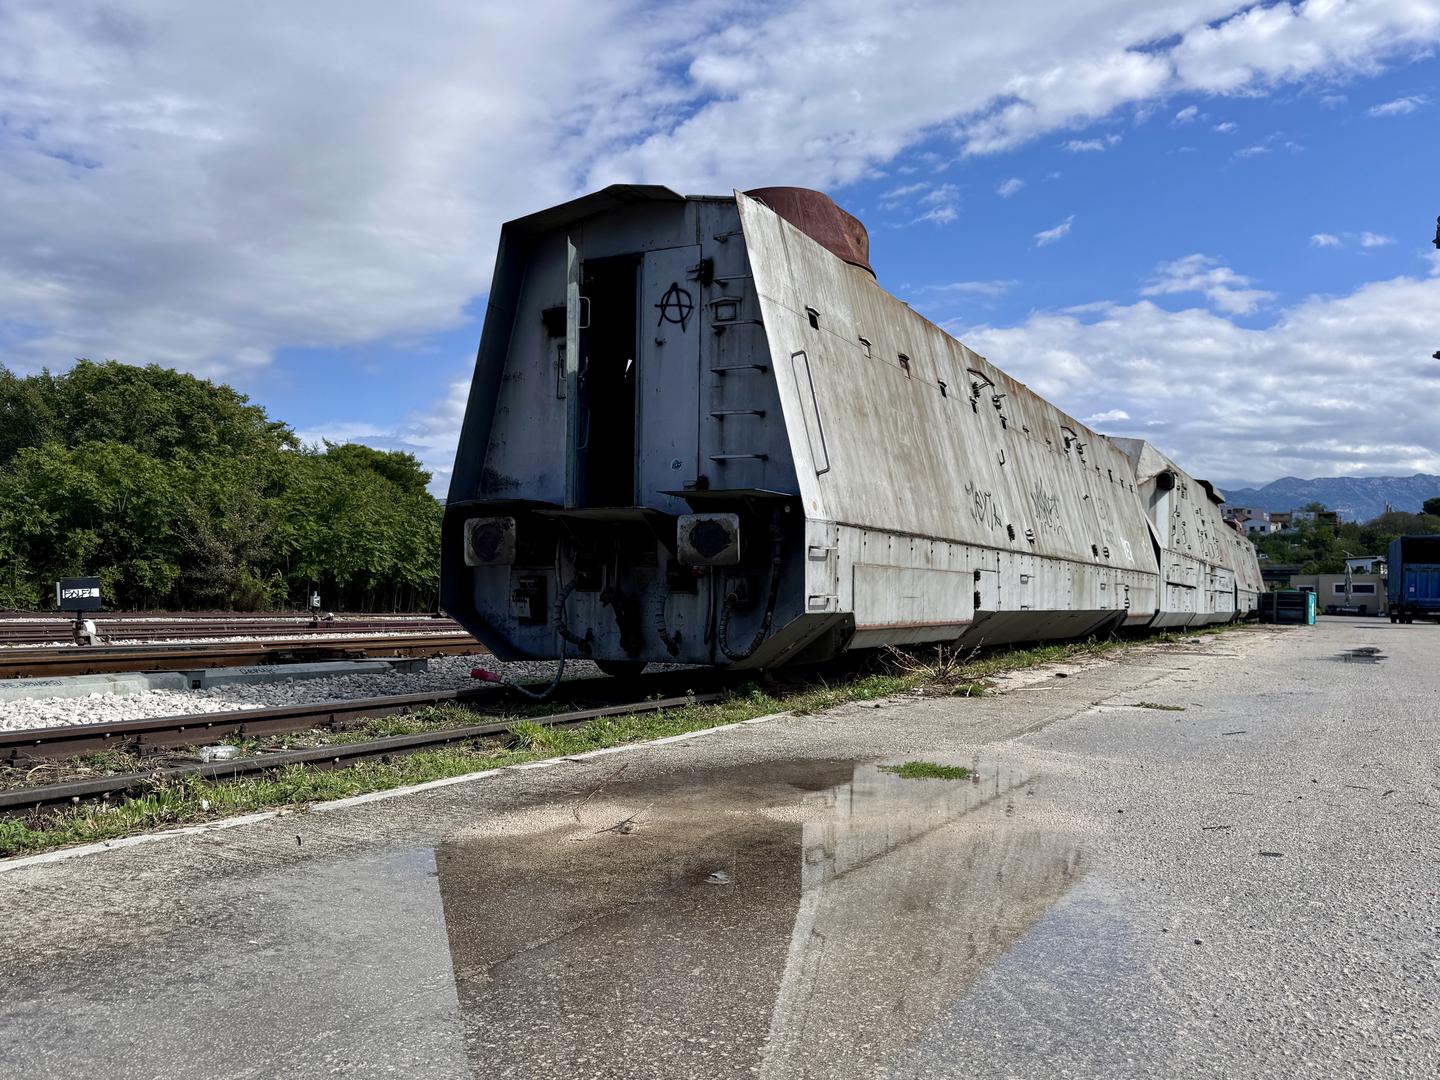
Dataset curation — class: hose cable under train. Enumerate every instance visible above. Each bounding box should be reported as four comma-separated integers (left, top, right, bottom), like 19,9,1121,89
717,521,785,663
499,648,567,701
476,553,578,701
554,576,593,656
653,584,682,657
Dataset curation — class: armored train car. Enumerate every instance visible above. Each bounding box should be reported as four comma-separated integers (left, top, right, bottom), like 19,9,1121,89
442,185,1262,672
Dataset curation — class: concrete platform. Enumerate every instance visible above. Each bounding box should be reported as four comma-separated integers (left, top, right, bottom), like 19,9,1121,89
0,670,190,701
0,659,424,701
1,617,1436,1079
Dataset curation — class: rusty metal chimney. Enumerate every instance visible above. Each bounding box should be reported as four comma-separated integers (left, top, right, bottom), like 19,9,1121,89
744,187,874,276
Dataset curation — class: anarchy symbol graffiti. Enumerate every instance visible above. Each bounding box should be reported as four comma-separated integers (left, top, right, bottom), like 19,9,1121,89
655,282,694,331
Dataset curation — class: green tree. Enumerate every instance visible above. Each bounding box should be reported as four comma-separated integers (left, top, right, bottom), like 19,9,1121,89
3,441,182,606
322,442,432,495
0,368,57,466
0,361,440,611
1422,497,1440,517
49,360,296,460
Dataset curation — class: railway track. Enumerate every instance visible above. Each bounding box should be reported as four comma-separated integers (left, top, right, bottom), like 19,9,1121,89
0,616,461,646
0,634,484,680
0,674,726,813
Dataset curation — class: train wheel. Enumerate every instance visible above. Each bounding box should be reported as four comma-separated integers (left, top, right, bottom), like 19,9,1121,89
596,659,648,679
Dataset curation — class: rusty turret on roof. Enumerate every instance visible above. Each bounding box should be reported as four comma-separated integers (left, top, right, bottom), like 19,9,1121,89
743,187,874,276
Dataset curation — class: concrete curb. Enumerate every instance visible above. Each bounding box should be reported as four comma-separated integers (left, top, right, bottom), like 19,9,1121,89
0,812,288,871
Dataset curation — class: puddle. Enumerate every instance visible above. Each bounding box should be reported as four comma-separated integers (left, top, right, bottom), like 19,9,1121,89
1,759,1088,1079
889,881,1143,1079
433,758,1084,1078
1334,646,1387,663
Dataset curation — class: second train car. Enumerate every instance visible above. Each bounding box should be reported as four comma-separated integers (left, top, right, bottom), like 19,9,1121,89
441,185,1262,672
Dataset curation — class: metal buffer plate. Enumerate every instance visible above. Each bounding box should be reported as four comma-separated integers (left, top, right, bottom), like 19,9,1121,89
464,517,516,566
678,513,742,565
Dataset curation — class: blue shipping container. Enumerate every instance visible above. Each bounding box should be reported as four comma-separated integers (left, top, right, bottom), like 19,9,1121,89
1386,536,1440,623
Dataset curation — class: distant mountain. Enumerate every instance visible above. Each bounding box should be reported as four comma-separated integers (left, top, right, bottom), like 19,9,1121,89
1221,474,1440,522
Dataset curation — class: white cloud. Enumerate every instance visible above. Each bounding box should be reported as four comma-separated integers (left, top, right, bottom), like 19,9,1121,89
293,422,392,448
1171,0,1440,94
880,181,930,207
1368,94,1427,116
1311,233,1343,247
2,0,1440,481
1213,121,1238,133
1359,231,1395,246
1084,408,1131,424
964,255,1440,481
1174,105,1199,123
594,0,1440,178
920,280,1018,297
1319,92,1348,108
1140,253,1275,314
1034,215,1075,247
996,177,1025,197
0,0,696,377
913,205,959,225
910,183,960,224
1063,134,1122,152
1233,131,1304,158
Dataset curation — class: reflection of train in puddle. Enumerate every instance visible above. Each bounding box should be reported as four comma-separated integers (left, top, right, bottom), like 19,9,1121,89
434,760,1083,1076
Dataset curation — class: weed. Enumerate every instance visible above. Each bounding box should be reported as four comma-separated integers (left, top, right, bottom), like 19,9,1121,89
507,718,570,753
881,643,981,684
879,761,972,781
1134,701,1185,711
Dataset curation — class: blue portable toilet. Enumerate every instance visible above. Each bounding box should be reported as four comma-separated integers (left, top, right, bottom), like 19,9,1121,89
1258,589,1315,625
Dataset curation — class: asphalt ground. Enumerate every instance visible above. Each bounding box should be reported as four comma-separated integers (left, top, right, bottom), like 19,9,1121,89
0,616,1435,1079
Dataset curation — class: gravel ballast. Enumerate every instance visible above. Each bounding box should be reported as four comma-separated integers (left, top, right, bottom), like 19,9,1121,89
0,653,612,730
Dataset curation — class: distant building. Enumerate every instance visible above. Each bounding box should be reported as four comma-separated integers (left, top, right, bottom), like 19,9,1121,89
1261,563,1302,589
1270,511,1293,530
1289,573,1387,616
1222,505,1274,534
1343,556,1385,575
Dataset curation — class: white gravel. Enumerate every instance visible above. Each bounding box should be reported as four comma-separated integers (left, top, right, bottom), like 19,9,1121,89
0,653,620,731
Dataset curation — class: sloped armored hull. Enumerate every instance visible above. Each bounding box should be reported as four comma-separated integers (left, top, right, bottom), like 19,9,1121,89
442,186,1261,669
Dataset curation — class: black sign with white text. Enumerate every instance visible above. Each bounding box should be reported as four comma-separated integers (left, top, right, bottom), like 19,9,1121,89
55,577,103,612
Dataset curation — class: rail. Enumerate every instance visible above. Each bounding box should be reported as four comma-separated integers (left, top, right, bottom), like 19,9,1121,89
0,617,462,645
0,689,723,814
0,634,483,680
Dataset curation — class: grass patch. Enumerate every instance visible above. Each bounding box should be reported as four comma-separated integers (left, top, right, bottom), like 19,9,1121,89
879,761,972,781
1134,701,1185,711
0,625,1237,858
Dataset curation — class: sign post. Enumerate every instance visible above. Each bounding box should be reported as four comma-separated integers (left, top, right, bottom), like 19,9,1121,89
56,577,102,612
55,577,103,645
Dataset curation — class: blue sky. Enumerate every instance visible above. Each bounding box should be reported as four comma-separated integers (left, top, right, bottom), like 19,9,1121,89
3,0,1439,492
